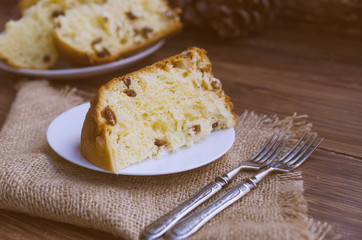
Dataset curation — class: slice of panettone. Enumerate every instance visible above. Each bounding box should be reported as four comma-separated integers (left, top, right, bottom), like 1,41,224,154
53,0,182,66
0,0,103,69
81,47,237,173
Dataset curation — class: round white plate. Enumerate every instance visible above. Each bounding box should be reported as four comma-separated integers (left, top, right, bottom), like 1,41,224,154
0,41,164,79
47,103,235,175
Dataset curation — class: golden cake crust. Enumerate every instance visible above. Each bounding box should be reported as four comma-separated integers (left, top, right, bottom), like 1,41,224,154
18,0,39,13
81,91,115,171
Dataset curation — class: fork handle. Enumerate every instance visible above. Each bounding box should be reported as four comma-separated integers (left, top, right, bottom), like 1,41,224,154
165,167,274,240
165,179,257,240
140,177,229,240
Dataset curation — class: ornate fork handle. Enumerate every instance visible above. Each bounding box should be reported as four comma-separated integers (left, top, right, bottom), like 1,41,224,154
165,167,274,240
165,180,256,240
140,176,229,240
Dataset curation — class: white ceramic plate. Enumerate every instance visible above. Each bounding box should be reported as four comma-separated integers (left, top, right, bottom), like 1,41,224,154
47,103,235,175
0,41,164,79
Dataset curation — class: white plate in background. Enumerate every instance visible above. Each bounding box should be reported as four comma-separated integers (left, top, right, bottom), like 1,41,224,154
47,103,235,176
0,41,164,79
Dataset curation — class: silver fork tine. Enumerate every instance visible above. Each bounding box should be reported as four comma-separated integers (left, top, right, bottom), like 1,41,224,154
292,137,324,168
281,133,313,163
258,135,287,164
250,133,276,162
287,134,319,165
255,134,281,161
279,131,308,161
264,136,290,165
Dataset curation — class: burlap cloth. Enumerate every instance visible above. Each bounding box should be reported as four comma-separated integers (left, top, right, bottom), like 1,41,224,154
0,81,330,240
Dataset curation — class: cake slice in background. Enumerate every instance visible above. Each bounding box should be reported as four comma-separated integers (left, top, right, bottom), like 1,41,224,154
81,47,237,173
0,0,102,69
53,0,183,66
0,0,181,69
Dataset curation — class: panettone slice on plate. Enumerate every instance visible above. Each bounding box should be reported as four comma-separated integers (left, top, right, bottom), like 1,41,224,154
81,47,237,173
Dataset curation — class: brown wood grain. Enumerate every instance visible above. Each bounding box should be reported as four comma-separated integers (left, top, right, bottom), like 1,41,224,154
1,2,362,240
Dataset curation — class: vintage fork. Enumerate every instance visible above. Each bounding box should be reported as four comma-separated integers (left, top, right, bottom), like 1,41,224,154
141,133,291,240
165,132,323,240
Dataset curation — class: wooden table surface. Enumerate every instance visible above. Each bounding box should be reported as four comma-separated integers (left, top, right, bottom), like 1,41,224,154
1,2,361,240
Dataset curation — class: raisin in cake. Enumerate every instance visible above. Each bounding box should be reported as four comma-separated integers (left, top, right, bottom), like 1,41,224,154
53,0,182,66
81,47,237,173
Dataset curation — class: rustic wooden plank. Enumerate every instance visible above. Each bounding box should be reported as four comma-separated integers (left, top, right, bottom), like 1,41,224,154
0,1,19,32
301,150,362,239
0,210,118,240
217,64,362,156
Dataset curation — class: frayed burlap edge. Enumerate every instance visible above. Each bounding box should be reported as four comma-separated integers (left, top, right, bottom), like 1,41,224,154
237,112,331,240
